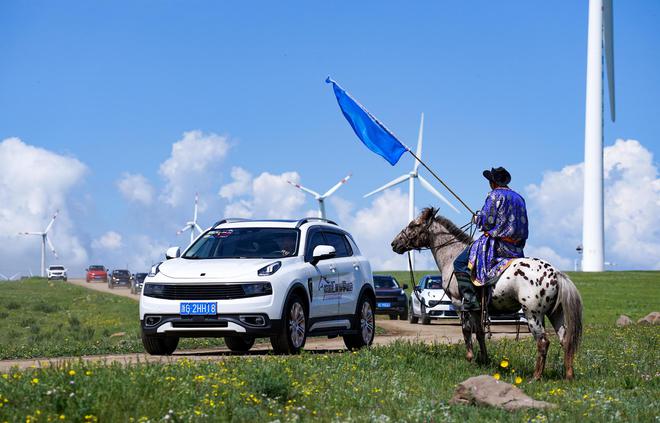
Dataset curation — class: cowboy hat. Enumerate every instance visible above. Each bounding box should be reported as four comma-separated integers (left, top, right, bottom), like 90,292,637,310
483,167,511,186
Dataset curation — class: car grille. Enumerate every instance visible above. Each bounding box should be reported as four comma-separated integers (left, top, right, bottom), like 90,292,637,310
146,284,256,300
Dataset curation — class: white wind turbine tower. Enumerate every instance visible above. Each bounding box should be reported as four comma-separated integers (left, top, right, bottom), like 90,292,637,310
582,0,616,272
364,113,459,271
19,210,59,277
177,193,204,245
287,174,352,219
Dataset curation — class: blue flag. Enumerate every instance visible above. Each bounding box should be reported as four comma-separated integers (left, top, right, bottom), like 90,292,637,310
326,77,408,166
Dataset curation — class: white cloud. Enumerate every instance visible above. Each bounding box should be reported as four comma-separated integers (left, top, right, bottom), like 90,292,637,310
0,137,88,274
117,173,155,205
335,189,437,271
219,167,252,200
525,245,573,271
222,170,307,219
526,139,660,270
159,130,230,207
92,231,122,251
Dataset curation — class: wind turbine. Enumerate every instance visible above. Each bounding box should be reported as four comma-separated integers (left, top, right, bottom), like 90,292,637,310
582,0,616,272
177,193,204,245
364,113,459,271
19,210,59,277
287,174,352,219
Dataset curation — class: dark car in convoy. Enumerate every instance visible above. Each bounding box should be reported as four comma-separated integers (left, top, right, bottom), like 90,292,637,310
109,269,132,289
131,272,148,294
373,275,408,320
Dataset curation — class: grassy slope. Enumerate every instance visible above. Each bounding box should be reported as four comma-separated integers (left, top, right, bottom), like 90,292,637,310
0,272,658,422
0,279,227,360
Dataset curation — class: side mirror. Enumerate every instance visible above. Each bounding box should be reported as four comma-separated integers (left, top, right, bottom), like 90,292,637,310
402,284,409,290
413,286,421,292
166,246,181,260
311,245,336,265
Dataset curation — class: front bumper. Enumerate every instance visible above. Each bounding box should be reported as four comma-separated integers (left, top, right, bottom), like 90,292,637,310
141,314,282,337
375,297,407,314
425,302,459,319
48,274,66,280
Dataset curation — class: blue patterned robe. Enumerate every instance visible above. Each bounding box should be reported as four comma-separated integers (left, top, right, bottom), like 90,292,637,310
468,188,528,285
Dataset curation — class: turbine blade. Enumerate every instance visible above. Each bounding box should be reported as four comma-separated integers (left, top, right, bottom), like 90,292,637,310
10,273,19,280
321,173,352,198
286,181,320,198
0,273,7,280
195,223,203,234
20,232,43,236
413,113,424,173
176,225,192,235
46,236,58,258
418,175,460,214
363,174,410,198
44,210,59,234
603,0,615,121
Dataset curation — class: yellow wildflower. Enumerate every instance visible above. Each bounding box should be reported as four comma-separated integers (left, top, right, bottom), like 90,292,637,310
515,376,523,384
500,359,509,369
68,370,76,377
85,371,92,376
59,415,65,420
31,378,39,385
493,373,501,380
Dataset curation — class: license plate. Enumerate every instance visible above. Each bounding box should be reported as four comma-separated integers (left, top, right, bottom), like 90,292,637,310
180,302,217,316
377,302,391,308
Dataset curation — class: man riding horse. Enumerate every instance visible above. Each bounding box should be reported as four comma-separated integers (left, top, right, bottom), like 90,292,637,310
453,167,529,310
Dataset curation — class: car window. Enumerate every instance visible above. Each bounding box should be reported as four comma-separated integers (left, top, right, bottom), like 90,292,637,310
427,277,443,289
373,276,399,289
305,231,327,261
50,266,64,270
323,232,349,258
184,228,299,259
89,265,104,271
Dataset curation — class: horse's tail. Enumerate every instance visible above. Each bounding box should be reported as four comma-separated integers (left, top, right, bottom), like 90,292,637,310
554,271,583,357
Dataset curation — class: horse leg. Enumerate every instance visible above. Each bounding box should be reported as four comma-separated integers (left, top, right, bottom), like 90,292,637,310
549,307,574,380
473,310,488,364
525,311,550,380
461,312,474,362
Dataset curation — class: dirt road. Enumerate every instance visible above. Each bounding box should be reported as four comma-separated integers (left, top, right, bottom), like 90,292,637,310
0,280,528,371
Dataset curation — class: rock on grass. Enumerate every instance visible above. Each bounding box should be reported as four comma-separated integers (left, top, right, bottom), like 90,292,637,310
450,375,556,411
637,311,659,325
616,315,633,327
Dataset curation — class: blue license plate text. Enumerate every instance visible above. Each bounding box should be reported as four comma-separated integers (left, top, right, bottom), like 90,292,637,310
377,302,391,308
180,302,217,315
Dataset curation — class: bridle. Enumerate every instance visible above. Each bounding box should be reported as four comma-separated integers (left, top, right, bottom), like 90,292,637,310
398,212,475,253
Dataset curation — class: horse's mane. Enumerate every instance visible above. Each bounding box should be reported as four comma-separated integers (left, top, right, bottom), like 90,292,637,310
422,207,473,244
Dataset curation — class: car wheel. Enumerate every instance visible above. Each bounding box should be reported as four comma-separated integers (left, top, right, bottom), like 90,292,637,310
141,331,179,355
399,307,408,321
421,304,431,325
343,294,375,351
409,300,419,324
224,336,255,352
389,314,397,320
270,293,307,354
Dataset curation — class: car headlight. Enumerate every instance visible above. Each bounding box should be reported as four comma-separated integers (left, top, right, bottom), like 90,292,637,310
242,282,273,297
257,261,281,276
143,283,166,298
428,300,440,307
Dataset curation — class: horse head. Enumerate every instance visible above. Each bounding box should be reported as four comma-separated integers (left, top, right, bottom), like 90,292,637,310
391,207,438,254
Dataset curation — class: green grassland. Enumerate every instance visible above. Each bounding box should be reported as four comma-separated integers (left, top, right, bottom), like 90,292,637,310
0,272,658,422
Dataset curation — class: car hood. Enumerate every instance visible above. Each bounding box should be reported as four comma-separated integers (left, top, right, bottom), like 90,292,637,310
158,257,290,280
376,288,404,295
422,289,446,300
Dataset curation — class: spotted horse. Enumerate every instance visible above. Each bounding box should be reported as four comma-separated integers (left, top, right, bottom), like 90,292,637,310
391,207,583,380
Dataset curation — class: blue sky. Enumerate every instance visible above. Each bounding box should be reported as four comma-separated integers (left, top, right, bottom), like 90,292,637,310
1,1,658,274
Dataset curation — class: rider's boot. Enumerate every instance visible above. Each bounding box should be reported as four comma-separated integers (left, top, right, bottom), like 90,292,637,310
456,272,481,311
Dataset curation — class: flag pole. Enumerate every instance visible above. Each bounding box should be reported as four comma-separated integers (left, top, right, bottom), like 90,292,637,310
406,148,475,215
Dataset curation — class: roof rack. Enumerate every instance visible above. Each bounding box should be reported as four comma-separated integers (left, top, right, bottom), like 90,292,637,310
295,217,338,228
212,218,252,228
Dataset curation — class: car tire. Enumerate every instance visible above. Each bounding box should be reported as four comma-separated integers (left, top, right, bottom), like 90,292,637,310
343,294,375,351
409,300,419,324
421,304,431,325
224,336,255,352
399,307,408,321
270,293,307,355
141,331,179,355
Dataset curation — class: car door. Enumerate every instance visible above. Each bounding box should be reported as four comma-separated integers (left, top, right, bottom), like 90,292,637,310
323,231,357,316
304,229,340,318
412,277,425,315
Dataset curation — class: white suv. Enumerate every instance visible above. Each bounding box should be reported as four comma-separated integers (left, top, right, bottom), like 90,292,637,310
139,218,376,355
47,265,67,281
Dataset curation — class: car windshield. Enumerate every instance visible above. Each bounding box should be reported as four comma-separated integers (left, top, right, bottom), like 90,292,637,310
373,276,399,289
135,273,147,281
113,270,130,276
50,266,64,270
89,265,104,271
425,277,443,289
183,228,299,259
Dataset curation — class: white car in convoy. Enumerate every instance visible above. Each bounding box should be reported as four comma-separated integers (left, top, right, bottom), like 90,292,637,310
409,274,456,324
47,265,68,281
139,218,376,355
